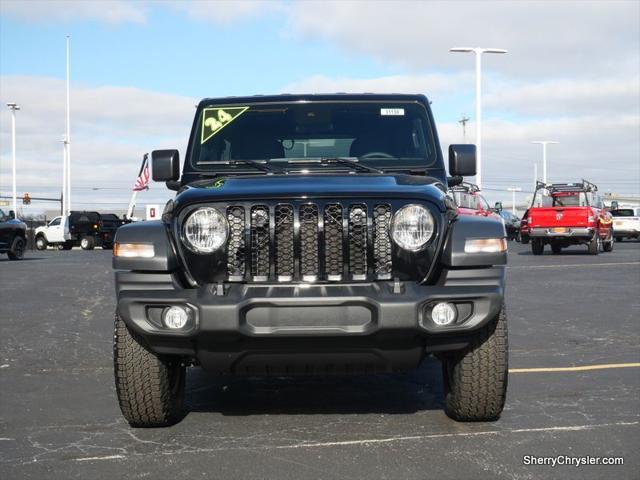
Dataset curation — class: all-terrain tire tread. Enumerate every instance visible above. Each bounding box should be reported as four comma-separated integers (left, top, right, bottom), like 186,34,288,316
113,313,184,427
444,305,508,422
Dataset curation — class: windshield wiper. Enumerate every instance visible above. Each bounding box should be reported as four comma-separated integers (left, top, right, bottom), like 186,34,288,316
228,159,283,174
284,157,384,174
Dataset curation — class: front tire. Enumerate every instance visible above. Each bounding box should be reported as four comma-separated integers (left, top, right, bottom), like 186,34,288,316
442,305,508,422
80,236,95,250
8,237,25,260
588,232,599,255
35,235,47,250
113,313,185,427
531,239,544,255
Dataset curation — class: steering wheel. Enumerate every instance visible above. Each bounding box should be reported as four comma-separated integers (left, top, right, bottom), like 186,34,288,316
361,152,394,159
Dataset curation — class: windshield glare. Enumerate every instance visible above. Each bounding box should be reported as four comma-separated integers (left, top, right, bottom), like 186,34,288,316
189,102,436,171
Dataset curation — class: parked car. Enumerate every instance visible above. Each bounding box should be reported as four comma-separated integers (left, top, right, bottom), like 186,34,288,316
35,211,129,250
0,208,26,260
450,182,502,221
527,180,613,255
112,93,508,427
497,210,521,241
610,207,640,242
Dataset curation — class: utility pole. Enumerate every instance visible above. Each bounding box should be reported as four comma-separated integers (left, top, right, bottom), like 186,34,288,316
449,47,507,190
6,103,21,215
65,35,72,215
531,140,559,184
507,187,522,215
458,115,470,143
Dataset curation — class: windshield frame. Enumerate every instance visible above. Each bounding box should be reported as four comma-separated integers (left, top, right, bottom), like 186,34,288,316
184,99,440,175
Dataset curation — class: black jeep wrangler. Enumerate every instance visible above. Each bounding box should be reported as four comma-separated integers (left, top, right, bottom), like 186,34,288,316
0,208,26,260
113,94,508,427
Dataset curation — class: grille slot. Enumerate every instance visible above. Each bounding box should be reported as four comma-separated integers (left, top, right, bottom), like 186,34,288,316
373,204,392,279
274,204,294,280
348,204,368,279
299,204,319,281
227,206,246,279
226,202,394,282
250,206,270,280
324,204,343,280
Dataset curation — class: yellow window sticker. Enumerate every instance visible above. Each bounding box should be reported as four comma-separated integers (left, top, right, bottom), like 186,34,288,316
201,106,249,144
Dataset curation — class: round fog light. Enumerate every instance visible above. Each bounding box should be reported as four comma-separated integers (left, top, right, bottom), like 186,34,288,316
163,306,189,329
432,302,457,326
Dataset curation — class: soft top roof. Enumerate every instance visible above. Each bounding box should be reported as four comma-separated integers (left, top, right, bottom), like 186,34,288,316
197,93,430,107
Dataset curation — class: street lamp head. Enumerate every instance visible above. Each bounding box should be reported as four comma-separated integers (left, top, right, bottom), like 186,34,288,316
6,103,20,110
483,48,508,54
449,47,475,53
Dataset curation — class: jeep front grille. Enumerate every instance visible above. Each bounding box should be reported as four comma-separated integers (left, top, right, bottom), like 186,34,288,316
225,201,394,282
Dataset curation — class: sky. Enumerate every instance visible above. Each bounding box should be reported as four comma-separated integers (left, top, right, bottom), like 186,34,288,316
0,0,639,216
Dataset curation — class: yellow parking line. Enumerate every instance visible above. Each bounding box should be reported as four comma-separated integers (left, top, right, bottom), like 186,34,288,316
509,363,640,373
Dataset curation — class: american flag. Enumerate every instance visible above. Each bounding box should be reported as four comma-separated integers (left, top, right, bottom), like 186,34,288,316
132,154,150,191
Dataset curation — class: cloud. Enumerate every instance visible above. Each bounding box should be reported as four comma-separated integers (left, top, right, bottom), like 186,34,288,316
281,72,471,97
484,77,640,117
169,0,284,24
438,114,640,196
285,0,640,78
0,76,196,212
0,0,147,24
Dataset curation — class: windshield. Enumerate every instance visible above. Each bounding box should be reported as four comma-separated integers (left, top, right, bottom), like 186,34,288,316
533,191,589,207
188,101,436,172
610,209,636,217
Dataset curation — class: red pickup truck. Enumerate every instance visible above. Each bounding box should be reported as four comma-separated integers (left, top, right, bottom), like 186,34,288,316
451,182,502,220
527,180,613,255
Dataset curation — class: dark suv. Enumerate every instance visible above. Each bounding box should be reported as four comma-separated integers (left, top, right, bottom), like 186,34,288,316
0,208,26,260
113,94,508,427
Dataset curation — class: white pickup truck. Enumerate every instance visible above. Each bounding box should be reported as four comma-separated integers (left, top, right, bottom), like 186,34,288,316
34,215,73,250
611,207,640,242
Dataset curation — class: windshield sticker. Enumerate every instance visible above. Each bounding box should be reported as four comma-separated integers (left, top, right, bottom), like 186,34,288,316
201,106,249,144
380,108,405,116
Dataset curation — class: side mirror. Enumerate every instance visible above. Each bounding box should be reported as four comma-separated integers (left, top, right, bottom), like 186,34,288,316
9,210,16,220
494,201,503,212
448,144,476,177
151,149,180,182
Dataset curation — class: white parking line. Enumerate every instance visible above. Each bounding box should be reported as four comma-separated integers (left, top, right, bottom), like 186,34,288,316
508,262,640,269
272,421,639,449
74,454,126,462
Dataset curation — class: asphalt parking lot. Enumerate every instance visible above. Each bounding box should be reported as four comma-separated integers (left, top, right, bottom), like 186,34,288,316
1,241,639,479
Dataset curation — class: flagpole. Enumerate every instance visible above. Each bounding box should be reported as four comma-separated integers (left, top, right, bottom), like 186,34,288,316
126,153,149,220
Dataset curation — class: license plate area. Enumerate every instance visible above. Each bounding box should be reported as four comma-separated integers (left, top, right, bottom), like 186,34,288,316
551,227,569,233
243,305,374,335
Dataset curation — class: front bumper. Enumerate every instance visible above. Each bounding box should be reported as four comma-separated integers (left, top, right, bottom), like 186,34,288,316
529,227,593,239
116,267,505,373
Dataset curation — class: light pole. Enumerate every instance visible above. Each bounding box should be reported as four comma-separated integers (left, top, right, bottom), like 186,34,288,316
6,103,21,215
449,47,507,190
65,35,72,215
507,187,522,215
531,141,559,184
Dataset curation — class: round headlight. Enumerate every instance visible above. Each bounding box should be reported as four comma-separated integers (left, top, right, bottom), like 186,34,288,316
183,207,228,253
391,204,435,251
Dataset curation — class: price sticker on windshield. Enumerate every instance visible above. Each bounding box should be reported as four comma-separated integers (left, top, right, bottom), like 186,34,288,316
380,108,405,116
201,106,249,144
